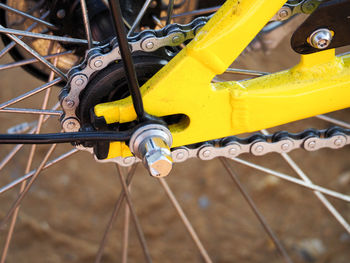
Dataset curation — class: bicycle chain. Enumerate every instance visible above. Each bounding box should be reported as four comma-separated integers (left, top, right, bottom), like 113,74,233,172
59,11,350,166
95,127,350,166
60,16,209,132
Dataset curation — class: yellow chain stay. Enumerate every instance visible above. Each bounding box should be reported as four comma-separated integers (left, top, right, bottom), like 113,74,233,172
93,0,350,159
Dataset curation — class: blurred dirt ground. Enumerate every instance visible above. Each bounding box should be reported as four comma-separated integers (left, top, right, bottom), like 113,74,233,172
0,24,350,263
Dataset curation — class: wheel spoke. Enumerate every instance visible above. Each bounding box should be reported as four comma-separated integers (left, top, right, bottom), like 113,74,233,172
0,149,78,195
127,0,153,37
116,165,152,263
0,51,72,71
95,165,137,263
0,103,60,172
122,173,132,263
220,157,293,263
0,143,57,228
0,11,50,59
261,129,350,234
165,0,175,25
0,53,60,261
0,29,67,80
0,26,99,46
0,78,62,110
232,158,350,202
0,144,22,172
0,3,57,30
0,108,62,116
316,115,350,129
158,178,213,263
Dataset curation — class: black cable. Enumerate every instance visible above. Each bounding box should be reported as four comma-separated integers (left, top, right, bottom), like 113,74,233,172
108,0,146,121
0,131,132,144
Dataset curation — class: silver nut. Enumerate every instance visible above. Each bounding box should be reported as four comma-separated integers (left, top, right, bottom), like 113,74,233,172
145,149,173,177
309,28,333,49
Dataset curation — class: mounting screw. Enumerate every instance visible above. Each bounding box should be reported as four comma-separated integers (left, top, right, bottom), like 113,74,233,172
64,99,75,108
309,28,333,49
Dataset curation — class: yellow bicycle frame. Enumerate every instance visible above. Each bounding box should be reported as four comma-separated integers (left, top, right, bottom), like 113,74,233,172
94,0,350,159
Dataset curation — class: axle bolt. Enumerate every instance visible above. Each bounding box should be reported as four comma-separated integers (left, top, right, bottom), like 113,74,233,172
309,28,333,49
130,124,173,177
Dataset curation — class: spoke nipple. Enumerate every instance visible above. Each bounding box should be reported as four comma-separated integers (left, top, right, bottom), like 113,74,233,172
309,28,333,49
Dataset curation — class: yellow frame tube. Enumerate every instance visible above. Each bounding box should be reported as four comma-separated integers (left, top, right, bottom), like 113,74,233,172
94,0,350,158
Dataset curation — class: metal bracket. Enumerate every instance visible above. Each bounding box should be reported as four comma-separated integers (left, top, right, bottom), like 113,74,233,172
291,0,350,54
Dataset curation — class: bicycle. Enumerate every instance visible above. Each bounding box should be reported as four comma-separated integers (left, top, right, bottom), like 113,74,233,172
0,0,349,262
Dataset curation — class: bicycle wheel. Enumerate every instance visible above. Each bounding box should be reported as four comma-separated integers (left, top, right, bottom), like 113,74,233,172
0,1,349,262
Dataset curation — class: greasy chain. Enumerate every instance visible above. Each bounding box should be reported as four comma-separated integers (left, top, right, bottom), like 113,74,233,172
60,13,350,166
